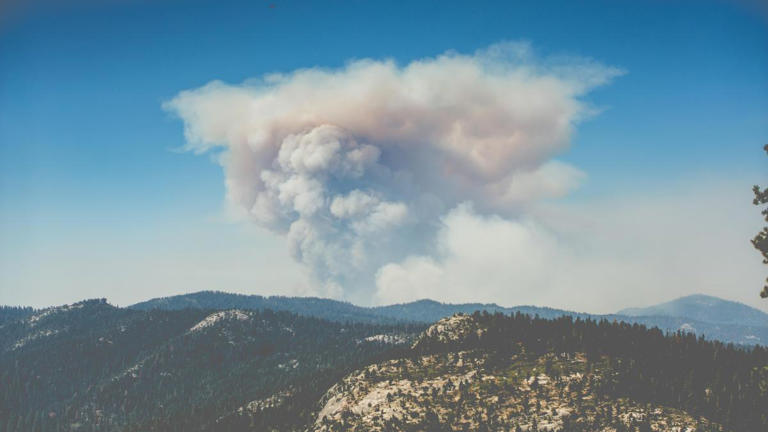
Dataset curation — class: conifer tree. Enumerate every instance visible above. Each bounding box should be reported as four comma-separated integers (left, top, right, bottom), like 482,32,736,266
752,144,768,298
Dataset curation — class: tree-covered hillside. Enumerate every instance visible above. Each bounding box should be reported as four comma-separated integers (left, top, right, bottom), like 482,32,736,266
0,306,36,326
410,313,768,431
0,300,424,432
618,294,768,327
128,291,768,346
2,301,766,431
129,291,392,324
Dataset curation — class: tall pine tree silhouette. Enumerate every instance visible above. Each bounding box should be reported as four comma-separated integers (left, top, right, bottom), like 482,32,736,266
752,144,768,298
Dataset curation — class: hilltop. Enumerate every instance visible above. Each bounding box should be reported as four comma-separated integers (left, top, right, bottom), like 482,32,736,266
618,294,768,327
127,291,768,346
309,314,767,431
0,299,424,432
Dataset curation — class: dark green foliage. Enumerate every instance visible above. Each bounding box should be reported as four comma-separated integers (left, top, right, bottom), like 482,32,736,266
0,306,36,326
753,144,768,298
0,300,423,431
3,302,767,431
129,291,392,324
414,311,768,431
129,291,590,324
128,291,768,345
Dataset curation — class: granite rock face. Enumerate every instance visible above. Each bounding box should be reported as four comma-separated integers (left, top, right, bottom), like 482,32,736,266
312,316,726,432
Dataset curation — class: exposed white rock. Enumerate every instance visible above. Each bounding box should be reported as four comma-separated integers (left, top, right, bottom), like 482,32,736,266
27,303,85,327
278,359,300,370
12,329,60,350
411,314,483,350
116,360,146,380
188,310,250,333
316,318,718,429
238,390,293,414
311,344,725,431
362,334,408,345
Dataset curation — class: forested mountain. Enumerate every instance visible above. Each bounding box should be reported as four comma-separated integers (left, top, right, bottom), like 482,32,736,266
0,306,35,326
0,300,424,432
128,291,585,323
0,306,36,326
128,291,768,346
372,300,589,322
618,294,768,327
129,291,390,324
1,300,766,431
315,313,768,431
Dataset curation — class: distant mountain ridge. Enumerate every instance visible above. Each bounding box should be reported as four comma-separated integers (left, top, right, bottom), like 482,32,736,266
618,294,768,327
4,298,766,431
128,291,768,346
129,291,388,324
129,291,596,324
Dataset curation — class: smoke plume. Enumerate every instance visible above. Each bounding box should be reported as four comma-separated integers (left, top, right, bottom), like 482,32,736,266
165,42,621,303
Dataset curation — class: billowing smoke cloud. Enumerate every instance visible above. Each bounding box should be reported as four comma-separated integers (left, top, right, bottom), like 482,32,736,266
165,42,621,303
374,182,766,313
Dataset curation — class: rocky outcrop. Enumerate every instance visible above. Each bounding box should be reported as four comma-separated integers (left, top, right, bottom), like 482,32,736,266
312,314,726,432
411,313,484,351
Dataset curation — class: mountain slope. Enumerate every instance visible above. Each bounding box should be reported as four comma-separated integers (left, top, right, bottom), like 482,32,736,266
128,291,768,346
0,306,36,326
129,291,392,324
314,351,724,431
0,299,424,432
311,314,768,432
602,313,768,346
3,302,767,431
128,292,586,326
618,294,768,327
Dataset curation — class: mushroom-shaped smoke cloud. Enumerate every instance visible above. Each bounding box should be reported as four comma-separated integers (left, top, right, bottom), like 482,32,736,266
165,42,621,303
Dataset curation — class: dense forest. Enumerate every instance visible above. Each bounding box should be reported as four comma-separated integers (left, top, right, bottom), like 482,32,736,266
0,306,36,326
0,300,422,432
1,300,766,431
130,291,768,346
130,291,395,324
413,312,768,431
129,291,579,324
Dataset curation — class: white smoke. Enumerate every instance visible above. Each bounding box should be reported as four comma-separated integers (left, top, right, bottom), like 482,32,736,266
165,42,622,302
374,182,766,313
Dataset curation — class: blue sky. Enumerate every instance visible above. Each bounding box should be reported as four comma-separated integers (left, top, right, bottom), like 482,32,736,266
1,0,766,311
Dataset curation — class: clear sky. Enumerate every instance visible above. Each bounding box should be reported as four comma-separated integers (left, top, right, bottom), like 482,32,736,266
1,0,766,312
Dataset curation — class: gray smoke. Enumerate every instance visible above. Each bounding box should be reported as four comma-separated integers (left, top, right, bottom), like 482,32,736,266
165,42,621,302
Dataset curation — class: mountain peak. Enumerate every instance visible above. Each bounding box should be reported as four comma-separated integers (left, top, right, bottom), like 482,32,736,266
617,294,768,327
412,313,482,351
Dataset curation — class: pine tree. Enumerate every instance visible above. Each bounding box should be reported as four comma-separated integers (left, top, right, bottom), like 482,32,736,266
752,144,768,298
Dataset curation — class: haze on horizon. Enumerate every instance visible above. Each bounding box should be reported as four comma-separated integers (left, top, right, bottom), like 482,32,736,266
0,0,766,313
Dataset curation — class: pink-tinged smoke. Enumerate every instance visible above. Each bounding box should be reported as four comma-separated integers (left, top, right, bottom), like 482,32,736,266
165,42,621,302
